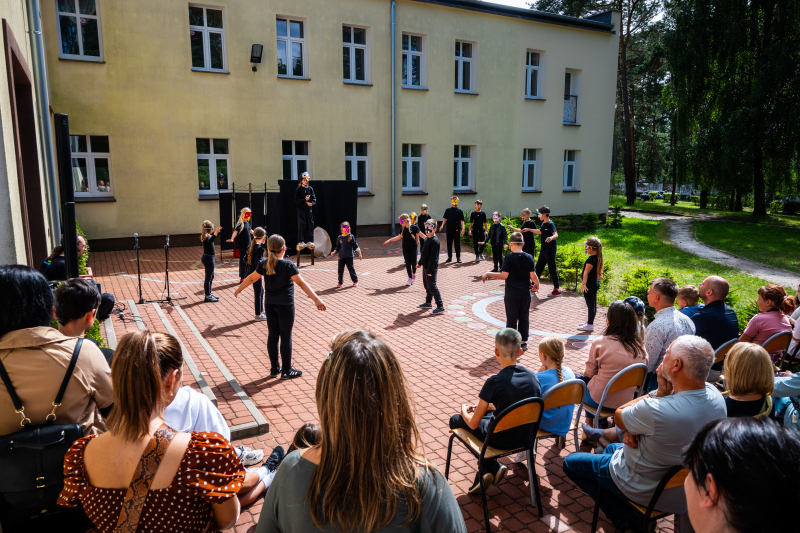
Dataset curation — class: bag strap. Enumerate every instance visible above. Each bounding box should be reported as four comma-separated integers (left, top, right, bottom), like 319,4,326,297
114,424,177,533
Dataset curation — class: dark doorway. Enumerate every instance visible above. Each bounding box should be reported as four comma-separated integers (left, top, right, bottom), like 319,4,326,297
3,19,48,266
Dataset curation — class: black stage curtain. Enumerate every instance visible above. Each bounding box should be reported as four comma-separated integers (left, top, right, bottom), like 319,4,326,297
277,180,358,256
218,192,234,251
267,192,281,236
218,192,267,251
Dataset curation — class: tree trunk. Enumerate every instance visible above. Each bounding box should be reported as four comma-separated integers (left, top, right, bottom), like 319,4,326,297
735,189,742,212
670,123,677,206
753,144,766,216
620,38,636,205
700,189,709,209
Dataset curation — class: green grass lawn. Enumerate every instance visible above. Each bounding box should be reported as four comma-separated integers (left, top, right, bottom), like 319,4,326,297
694,220,800,275
553,217,780,327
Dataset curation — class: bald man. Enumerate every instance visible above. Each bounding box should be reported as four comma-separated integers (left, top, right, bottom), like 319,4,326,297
690,276,739,381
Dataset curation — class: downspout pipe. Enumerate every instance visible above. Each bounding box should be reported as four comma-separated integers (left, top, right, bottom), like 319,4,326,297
26,0,61,246
390,0,396,236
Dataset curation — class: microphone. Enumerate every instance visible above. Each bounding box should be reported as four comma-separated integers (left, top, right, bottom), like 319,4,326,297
134,233,138,238
166,235,170,247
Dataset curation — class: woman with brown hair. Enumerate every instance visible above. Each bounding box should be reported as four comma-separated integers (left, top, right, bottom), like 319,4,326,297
227,207,253,281
256,330,466,533
740,285,795,359
58,330,244,532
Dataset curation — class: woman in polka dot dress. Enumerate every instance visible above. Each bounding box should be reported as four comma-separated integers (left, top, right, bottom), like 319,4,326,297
57,330,245,532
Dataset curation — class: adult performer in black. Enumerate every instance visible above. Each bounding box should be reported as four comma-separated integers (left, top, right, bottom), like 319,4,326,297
439,196,465,263
228,207,253,281
295,171,316,247
468,200,488,262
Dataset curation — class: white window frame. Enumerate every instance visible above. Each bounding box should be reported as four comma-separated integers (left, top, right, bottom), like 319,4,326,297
522,148,541,191
282,141,311,180
453,145,476,192
277,16,307,79
189,4,227,73
342,25,370,84
70,135,113,198
197,138,230,195
454,40,477,94
345,142,371,192
401,144,425,192
401,33,427,89
55,0,104,62
525,50,544,99
564,68,582,124
563,149,581,190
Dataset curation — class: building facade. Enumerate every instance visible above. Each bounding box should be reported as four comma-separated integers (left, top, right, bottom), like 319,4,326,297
39,0,620,246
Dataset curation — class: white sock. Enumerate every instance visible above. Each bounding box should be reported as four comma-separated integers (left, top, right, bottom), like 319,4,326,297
256,465,269,482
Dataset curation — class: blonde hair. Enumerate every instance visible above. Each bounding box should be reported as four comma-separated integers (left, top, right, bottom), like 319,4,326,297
725,343,775,397
585,236,604,277
264,234,285,276
200,220,213,242
678,285,700,306
522,208,531,216
341,220,353,242
539,336,566,382
236,207,251,225
247,227,267,265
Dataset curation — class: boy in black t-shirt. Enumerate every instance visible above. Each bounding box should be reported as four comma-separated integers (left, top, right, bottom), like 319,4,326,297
448,328,542,493
469,200,488,262
534,205,561,296
439,197,465,263
483,232,539,351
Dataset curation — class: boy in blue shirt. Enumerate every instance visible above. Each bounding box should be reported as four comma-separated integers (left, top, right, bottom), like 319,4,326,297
677,285,704,317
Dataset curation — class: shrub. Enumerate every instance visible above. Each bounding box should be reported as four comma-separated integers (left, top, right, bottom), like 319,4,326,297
620,266,673,321
770,200,783,214
553,243,585,292
607,206,623,228
76,220,89,276
735,298,760,334
784,201,800,215
690,195,700,206
582,212,600,230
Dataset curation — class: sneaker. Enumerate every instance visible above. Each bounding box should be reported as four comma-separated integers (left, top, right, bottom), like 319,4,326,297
513,452,527,463
475,256,480,262
412,273,416,281
468,472,495,494
204,296,218,303
281,368,303,380
264,445,286,473
256,313,267,321
269,367,282,378
494,465,508,486
456,258,462,263
235,445,265,467
352,282,358,287
577,323,595,332
418,302,433,308
406,278,414,286
491,268,499,273
521,342,528,352
431,307,446,315
445,257,453,263
337,283,342,288
550,288,562,296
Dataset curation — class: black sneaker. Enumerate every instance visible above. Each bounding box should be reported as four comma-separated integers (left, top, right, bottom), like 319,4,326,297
281,368,303,380
431,307,446,315
491,268,499,273
521,342,528,352
204,296,218,303
445,257,453,263
475,256,480,262
418,302,433,308
456,258,462,263
264,445,286,473
269,367,282,378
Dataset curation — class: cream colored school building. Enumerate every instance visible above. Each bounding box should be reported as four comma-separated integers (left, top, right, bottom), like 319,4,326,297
1,0,619,259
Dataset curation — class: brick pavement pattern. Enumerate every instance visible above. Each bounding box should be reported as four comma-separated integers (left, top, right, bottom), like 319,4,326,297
91,237,675,533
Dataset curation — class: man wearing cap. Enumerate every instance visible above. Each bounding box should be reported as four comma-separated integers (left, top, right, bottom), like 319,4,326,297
295,172,316,247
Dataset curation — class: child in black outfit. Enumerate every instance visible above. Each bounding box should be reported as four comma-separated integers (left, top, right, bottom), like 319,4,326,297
439,197,465,263
448,327,542,493
331,221,362,287
534,205,561,296
483,232,539,351
469,200,488,262
383,213,421,285
200,220,222,302
227,207,253,281
245,227,267,320
417,219,445,314
480,212,508,272
578,236,603,332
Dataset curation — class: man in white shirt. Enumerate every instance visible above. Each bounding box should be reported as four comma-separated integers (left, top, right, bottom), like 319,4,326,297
644,277,695,391
563,336,726,532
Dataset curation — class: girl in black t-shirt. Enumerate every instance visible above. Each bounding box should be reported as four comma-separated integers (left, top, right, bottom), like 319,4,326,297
227,208,253,281
480,212,508,272
246,227,267,319
234,234,327,379
578,236,604,332
200,220,222,302
331,221,362,287
383,213,421,285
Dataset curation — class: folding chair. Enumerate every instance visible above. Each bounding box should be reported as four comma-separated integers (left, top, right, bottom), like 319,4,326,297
583,363,648,431
591,465,689,533
709,338,738,389
532,379,587,454
779,340,800,371
444,398,545,532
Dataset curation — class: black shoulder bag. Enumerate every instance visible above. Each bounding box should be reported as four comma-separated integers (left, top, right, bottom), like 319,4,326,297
0,338,84,524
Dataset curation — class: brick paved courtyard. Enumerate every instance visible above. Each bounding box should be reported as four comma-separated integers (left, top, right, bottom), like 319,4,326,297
91,236,674,533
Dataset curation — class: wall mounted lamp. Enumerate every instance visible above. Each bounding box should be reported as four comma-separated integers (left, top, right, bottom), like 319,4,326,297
251,44,263,72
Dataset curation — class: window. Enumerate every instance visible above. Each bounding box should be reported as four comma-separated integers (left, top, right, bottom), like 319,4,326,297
282,141,310,180
343,26,369,83
525,51,543,98
345,142,370,191
197,138,229,194
564,69,581,124
277,17,306,78
402,144,425,192
189,5,226,72
56,0,103,61
454,41,476,93
563,150,580,190
402,33,425,88
70,135,112,197
453,145,475,191
522,149,540,191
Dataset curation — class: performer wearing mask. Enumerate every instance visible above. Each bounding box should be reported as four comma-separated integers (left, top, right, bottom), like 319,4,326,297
295,172,316,248
480,212,509,272
469,200,488,262
384,214,421,285
331,221,362,287
245,227,268,320
200,220,223,302
417,219,445,314
228,207,253,281
534,205,561,296
439,197,465,263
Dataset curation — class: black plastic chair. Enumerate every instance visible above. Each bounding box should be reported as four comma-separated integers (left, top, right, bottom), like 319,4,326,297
444,397,545,532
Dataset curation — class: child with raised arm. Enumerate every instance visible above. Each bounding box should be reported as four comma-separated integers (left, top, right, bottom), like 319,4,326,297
331,221,362,287
469,200,488,262
534,205,561,296
578,236,604,332
482,232,539,351
200,220,222,302
245,227,268,319
480,212,508,273
384,214,421,285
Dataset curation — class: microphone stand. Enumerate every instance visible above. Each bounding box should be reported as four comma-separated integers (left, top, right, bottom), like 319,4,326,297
162,234,186,303
135,233,144,304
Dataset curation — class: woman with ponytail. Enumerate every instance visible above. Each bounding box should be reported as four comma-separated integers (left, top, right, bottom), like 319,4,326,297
533,337,576,440
740,284,795,360
227,208,253,281
58,330,244,532
577,236,603,332
383,213,421,285
246,227,267,320
200,220,222,302
234,235,326,380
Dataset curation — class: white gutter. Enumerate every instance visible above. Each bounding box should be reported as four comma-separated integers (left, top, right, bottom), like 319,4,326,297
390,0,396,236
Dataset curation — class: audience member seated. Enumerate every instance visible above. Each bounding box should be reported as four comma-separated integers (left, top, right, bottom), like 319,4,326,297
791,281,800,321
644,277,695,391
449,328,540,494
740,284,795,361
689,276,739,382
54,278,115,366
40,235,115,320
722,343,773,417
0,265,112,438
773,370,800,434
563,336,725,533
257,330,466,532
623,296,647,340
58,330,244,532
786,315,800,362
677,285,703,317
682,417,800,533
579,301,648,432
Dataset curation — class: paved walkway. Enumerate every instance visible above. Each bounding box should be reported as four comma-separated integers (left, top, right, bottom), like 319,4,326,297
90,238,675,533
